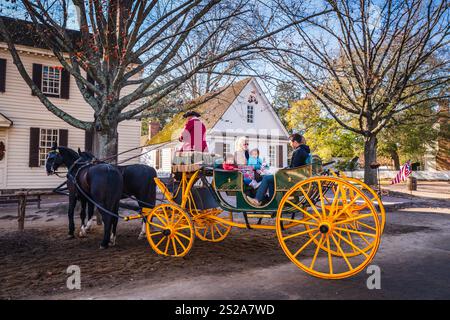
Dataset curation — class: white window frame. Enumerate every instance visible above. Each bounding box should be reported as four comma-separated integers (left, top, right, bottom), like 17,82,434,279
247,105,254,123
223,143,230,156
39,128,59,166
42,65,61,96
269,145,276,166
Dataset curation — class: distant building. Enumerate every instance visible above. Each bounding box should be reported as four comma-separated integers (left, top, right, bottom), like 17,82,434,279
141,78,290,174
0,17,141,190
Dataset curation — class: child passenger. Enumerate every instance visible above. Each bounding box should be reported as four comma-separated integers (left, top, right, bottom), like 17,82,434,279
222,153,260,189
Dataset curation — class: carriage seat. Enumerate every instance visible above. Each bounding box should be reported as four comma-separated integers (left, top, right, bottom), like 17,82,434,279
172,151,220,173
274,165,313,191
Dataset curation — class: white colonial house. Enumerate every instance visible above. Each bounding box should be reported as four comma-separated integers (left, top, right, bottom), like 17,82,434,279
0,17,141,190
141,78,290,174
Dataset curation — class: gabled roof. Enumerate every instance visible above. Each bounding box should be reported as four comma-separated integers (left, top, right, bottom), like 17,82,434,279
0,113,13,128
145,78,252,145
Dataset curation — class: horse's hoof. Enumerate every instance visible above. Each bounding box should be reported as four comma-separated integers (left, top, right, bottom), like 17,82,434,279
99,245,108,250
66,234,75,240
79,231,86,238
138,232,146,240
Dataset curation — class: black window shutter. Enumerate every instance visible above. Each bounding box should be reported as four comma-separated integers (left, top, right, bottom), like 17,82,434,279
32,64,42,96
0,58,6,92
277,145,284,167
215,142,224,158
59,129,68,147
84,128,94,152
60,68,70,99
29,127,40,167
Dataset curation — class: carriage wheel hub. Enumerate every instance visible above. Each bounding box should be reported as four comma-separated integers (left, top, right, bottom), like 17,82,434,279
162,229,172,236
319,223,331,234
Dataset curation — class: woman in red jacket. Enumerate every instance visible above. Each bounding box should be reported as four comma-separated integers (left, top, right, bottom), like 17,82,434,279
178,111,208,152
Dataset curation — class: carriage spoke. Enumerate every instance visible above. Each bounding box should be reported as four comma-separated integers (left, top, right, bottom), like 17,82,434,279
148,221,166,229
299,186,322,219
164,237,170,255
161,207,170,222
172,238,178,256
333,231,369,258
175,225,191,231
331,234,353,271
326,235,333,274
214,224,224,237
293,232,320,258
332,194,362,221
333,213,374,225
211,225,215,240
334,227,376,238
329,184,341,217
149,231,162,237
310,234,324,269
279,217,319,227
155,236,165,249
286,200,320,222
154,213,168,226
283,228,318,241
174,234,187,251
175,231,192,241
317,180,327,219
354,220,377,232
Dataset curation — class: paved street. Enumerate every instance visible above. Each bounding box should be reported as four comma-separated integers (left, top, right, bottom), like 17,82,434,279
50,206,450,300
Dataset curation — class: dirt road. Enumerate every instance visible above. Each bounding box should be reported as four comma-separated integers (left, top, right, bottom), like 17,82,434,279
1,204,449,299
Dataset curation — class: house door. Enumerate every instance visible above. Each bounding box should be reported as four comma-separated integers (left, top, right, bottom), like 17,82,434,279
0,129,7,189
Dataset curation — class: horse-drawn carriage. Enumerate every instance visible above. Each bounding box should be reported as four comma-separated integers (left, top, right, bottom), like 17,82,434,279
125,151,385,280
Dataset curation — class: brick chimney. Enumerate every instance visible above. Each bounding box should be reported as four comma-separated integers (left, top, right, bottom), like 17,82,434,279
148,121,161,139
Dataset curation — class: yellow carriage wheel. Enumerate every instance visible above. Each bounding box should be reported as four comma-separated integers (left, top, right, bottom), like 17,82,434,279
276,176,381,279
193,209,233,242
145,203,194,257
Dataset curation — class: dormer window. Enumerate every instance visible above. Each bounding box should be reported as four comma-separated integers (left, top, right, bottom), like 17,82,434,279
247,105,254,123
42,66,61,96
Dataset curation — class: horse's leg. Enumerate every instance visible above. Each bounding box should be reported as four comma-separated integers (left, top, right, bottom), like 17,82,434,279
85,201,95,231
100,212,112,249
67,193,76,239
110,216,118,246
79,198,87,237
138,216,146,240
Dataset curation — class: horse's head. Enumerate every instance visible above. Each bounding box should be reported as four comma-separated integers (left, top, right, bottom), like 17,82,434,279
45,147,64,175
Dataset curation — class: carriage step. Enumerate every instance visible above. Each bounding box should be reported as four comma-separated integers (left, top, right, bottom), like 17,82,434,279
246,214,273,219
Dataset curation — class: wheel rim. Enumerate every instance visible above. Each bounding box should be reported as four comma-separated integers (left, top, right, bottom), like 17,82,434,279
193,209,233,242
276,177,381,279
145,204,194,257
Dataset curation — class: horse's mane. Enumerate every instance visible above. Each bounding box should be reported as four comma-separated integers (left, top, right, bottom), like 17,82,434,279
57,146,79,159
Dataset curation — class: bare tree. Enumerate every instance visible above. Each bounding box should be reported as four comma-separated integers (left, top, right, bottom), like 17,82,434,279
0,0,330,160
263,0,449,184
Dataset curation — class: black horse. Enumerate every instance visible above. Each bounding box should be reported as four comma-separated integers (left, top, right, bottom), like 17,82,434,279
77,150,158,238
46,146,123,249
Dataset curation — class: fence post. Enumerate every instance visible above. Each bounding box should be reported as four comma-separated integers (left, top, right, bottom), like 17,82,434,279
17,194,27,231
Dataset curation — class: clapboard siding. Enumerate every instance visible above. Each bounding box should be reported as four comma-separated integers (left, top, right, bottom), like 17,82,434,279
0,47,141,189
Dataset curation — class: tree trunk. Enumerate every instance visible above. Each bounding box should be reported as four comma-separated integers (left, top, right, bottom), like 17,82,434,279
363,134,378,186
390,150,400,170
92,121,119,162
